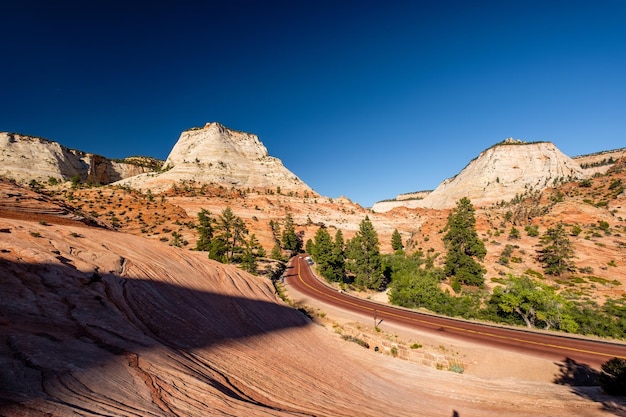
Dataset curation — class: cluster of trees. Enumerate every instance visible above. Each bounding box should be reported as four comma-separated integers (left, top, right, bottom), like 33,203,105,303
308,216,385,289
195,208,303,275
195,207,265,274
192,200,626,394
388,248,626,338
195,198,624,342
270,213,301,259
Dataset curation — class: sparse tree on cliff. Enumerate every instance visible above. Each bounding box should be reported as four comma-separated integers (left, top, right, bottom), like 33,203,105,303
443,197,486,289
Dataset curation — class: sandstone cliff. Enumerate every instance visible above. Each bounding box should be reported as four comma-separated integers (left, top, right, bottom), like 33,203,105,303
114,122,316,194
373,140,586,212
573,147,626,176
0,132,157,184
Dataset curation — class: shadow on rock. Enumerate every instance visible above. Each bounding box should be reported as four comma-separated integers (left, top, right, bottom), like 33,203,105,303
554,357,626,416
0,258,309,414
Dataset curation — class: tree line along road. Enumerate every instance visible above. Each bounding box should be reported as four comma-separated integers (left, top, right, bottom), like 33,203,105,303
284,256,626,369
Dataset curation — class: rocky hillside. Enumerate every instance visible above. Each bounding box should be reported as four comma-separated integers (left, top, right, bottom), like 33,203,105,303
1,178,615,417
114,122,315,195
0,132,158,185
372,139,586,212
574,148,626,176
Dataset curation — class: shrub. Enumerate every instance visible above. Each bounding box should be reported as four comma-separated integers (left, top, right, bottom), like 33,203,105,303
341,335,369,349
599,358,626,396
525,225,539,237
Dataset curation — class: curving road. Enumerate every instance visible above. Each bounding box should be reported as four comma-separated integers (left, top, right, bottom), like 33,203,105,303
285,256,626,369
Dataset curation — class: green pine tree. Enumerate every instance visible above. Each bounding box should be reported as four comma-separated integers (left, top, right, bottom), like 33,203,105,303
305,238,314,255
269,220,281,245
443,197,486,289
346,216,384,290
281,213,301,256
270,243,283,261
215,207,248,263
311,227,337,281
391,229,403,252
537,223,575,276
195,208,214,251
241,234,262,274
331,229,346,281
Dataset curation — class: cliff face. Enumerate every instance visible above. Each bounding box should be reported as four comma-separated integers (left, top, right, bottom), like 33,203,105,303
373,141,586,212
0,132,155,184
115,122,316,194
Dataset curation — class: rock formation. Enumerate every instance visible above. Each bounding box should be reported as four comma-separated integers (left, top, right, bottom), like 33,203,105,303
573,147,626,176
114,122,316,195
0,132,157,184
0,178,611,416
373,140,586,212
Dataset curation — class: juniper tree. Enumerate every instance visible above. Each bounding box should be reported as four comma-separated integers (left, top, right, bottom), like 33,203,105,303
443,197,486,289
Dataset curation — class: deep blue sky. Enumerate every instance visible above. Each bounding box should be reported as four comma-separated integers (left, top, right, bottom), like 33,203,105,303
2,1,625,207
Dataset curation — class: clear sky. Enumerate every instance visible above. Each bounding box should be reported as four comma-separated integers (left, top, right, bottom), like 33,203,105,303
2,1,625,207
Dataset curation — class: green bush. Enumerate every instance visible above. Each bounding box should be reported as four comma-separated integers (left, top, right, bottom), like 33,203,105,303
341,335,370,349
525,225,539,237
599,358,626,396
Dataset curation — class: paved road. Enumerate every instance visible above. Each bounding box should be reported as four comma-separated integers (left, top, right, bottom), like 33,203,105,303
285,256,626,369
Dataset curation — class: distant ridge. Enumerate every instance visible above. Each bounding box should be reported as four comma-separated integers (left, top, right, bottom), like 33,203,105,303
0,132,156,184
372,140,585,212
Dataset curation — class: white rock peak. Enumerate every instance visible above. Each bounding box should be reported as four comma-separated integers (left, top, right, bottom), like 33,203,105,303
116,122,315,194
373,140,586,212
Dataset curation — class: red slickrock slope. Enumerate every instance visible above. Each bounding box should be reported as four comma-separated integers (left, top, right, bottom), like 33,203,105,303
1,180,624,416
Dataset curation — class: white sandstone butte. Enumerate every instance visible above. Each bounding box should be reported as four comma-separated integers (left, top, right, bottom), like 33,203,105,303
0,132,152,184
115,122,315,194
373,139,587,212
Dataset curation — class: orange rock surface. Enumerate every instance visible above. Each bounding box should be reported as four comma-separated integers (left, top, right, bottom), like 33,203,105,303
1,179,625,416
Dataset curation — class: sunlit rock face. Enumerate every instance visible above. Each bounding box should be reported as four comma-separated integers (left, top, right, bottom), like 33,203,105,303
372,140,586,212
115,122,316,194
0,132,153,184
